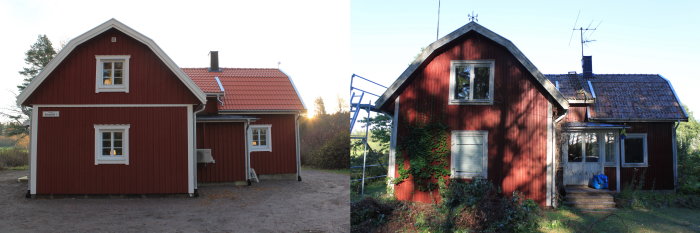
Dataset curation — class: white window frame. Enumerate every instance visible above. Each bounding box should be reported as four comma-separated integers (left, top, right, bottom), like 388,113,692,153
603,132,619,167
563,131,618,166
448,60,495,105
95,55,130,93
94,124,130,165
450,130,488,179
248,124,272,152
622,133,648,167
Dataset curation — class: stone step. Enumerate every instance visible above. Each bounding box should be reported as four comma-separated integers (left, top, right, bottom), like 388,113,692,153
565,201,616,209
565,196,614,203
579,208,617,213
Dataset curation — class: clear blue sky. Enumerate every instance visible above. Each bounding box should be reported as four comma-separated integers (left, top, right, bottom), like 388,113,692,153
352,0,700,114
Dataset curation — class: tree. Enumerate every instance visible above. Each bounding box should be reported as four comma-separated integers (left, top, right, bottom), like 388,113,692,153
2,35,57,136
677,106,700,194
314,97,327,116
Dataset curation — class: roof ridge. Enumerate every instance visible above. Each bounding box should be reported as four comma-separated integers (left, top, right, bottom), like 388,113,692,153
181,67,281,70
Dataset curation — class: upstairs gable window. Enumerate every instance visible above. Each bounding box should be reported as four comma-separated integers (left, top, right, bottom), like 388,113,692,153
449,60,495,104
95,55,130,92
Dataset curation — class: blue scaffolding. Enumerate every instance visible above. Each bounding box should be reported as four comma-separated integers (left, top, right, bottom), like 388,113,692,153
350,74,387,196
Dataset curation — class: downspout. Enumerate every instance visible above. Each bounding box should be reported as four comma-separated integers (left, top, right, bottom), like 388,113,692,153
673,120,680,191
551,108,568,207
244,119,251,185
295,114,302,181
193,104,206,194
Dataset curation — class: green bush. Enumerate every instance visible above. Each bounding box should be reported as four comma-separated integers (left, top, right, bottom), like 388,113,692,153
351,197,397,233
0,147,28,169
300,111,350,169
305,133,349,169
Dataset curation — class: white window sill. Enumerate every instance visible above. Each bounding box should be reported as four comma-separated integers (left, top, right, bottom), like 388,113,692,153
96,87,128,93
95,157,129,165
451,172,487,179
250,147,272,152
622,163,647,167
448,99,494,105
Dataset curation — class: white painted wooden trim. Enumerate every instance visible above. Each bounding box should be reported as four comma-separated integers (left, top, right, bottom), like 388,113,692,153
546,102,553,207
672,123,679,191
616,131,621,192
220,111,304,115
295,114,301,180
448,60,495,105
278,69,308,111
450,130,489,179
16,18,206,105
387,97,399,190
244,121,250,181
187,105,194,194
94,124,130,165
248,124,272,152
33,104,192,108
621,133,648,167
95,55,130,93
30,107,38,194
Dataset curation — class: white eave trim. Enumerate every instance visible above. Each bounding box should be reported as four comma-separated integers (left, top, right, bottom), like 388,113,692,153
16,18,206,106
278,69,307,111
374,21,568,111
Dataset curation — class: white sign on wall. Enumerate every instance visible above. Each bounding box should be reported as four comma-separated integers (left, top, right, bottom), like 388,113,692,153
42,111,59,117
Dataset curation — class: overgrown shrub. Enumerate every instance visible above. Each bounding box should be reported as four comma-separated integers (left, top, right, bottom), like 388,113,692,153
300,111,349,169
305,133,349,169
0,147,28,169
351,197,398,233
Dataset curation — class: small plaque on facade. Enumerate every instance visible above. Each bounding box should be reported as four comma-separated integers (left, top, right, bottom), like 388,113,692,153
42,111,59,117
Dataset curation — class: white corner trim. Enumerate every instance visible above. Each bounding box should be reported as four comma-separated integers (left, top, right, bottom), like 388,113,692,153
295,114,301,179
450,130,489,179
93,124,130,165
16,18,206,106
546,102,553,207
244,121,250,181
30,107,38,194
387,97,399,189
248,124,272,152
95,55,130,93
187,105,194,194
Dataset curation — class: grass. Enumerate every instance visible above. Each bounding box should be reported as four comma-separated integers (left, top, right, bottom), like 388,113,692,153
6,165,28,170
351,180,388,202
540,206,700,233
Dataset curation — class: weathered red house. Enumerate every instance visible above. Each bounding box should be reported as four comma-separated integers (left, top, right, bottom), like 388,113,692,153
17,19,304,197
375,22,687,207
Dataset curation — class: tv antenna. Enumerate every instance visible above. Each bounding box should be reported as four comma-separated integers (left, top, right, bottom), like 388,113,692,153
568,11,602,57
468,11,478,22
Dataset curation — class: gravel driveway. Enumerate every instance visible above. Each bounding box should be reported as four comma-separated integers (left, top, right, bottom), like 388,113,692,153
0,168,349,232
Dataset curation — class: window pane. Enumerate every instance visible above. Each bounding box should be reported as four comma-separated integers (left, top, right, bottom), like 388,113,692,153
102,140,111,148
625,138,644,163
568,133,583,162
605,133,616,163
473,67,490,99
114,132,122,140
455,65,470,100
103,70,112,78
102,148,111,156
585,133,599,162
114,62,123,69
114,148,122,155
103,62,111,69
259,137,267,146
114,70,122,78
114,140,122,147
114,77,123,85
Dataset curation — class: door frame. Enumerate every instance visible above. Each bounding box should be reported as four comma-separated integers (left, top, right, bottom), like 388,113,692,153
561,130,620,191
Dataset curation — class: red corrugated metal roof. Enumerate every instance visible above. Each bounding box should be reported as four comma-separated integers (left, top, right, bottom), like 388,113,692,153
182,68,305,111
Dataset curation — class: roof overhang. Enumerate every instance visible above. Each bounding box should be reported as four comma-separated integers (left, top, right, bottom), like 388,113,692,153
374,22,569,111
196,115,258,122
16,18,207,106
588,118,688,123
219,110,306,115
563,122,630,131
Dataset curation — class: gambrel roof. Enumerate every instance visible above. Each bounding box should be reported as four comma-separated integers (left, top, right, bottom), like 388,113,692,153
16,18,207,105
375,22,569,110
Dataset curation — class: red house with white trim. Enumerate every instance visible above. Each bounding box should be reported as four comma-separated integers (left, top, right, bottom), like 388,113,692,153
17,19,305,197
376,22,686,207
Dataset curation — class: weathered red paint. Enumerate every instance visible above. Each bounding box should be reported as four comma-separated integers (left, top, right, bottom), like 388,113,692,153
196,122,246,182
564,105,588,122
24,28,200,106
196,114,298,183
36,107,189,194
604,167,617,191
392,32,552,205
620,122,674,190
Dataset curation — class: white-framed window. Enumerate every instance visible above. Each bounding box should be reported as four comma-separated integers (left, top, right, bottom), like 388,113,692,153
248,125,272,152
94,124,130,165
451,130,488,178
604,132,618,166
448,60,495,105
564,131,618,166
622,133,648,167
95,55,130,93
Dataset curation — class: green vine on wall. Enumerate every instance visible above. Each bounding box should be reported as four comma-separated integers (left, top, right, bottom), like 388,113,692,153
392,122,450,192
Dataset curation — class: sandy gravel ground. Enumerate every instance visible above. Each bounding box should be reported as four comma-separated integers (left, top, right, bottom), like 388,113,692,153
0,169,349,232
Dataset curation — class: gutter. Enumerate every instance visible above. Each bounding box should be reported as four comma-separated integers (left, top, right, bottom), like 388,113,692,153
192,104,206,194
244,119,251,185
295,114,302,181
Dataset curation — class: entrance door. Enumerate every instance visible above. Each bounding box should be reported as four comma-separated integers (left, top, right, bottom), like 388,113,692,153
564,132,603,185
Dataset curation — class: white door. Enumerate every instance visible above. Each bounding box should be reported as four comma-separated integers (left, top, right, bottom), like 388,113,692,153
564,132,603,185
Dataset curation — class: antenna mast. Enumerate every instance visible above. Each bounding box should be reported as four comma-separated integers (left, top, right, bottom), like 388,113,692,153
436,0,441,40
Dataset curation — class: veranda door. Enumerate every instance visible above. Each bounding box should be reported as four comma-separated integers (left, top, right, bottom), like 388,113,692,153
563,132,604,185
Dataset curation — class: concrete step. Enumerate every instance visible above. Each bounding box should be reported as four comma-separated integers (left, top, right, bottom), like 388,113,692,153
565,201,616,209
565,196,614,203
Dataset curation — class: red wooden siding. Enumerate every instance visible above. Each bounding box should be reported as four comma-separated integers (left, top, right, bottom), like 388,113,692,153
36,107,188,194
620,122,674,190
393,32,551,205
604,167,617,191
25,28,200,105
249,114,297,175
202,97,220,115
564,105,587,122
196,122,246,182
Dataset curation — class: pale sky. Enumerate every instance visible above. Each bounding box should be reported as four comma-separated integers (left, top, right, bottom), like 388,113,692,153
352,0,700,116
0,0,350,121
